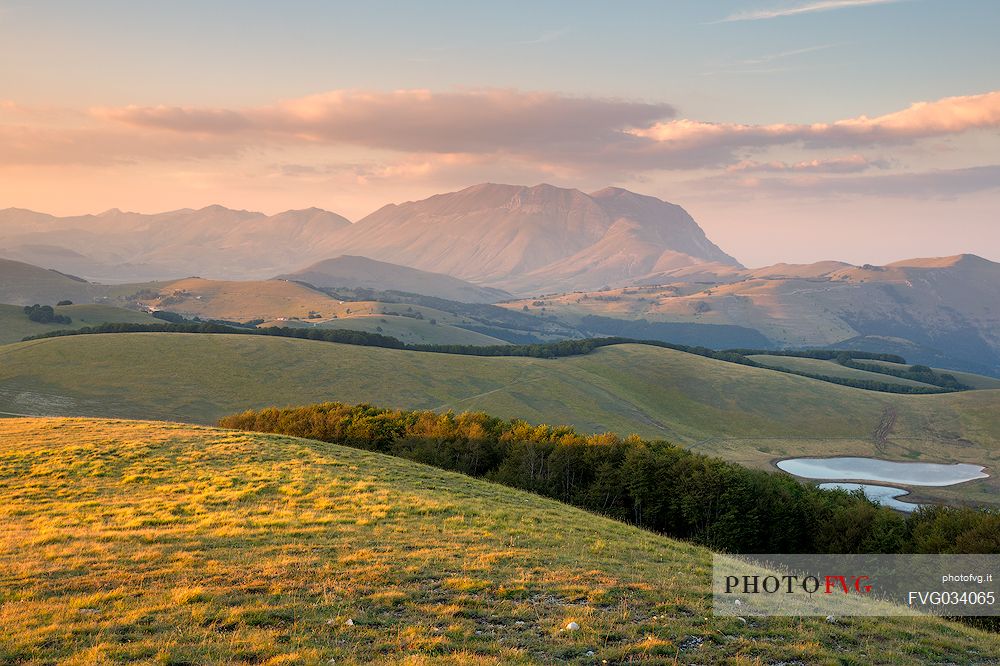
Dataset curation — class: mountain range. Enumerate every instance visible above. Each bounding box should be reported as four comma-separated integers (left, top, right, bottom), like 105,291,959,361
0,205,351,282
512,253,1000,375
0,183,736,291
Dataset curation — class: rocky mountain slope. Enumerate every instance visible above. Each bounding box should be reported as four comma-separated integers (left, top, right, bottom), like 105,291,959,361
326,183,739,293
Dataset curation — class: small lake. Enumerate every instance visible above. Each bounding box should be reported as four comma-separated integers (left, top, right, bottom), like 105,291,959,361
776,457,988,486
818,483,921,513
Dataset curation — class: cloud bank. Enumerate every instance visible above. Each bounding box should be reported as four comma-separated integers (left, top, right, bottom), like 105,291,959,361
72,88,1000,174
3,88,1000,205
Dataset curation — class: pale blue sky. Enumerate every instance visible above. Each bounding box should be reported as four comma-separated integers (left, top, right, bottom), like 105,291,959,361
4,0,997,118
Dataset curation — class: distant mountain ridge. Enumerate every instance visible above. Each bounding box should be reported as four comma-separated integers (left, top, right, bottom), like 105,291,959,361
0,183,739,294
506,253,1000,376
0,205,351,281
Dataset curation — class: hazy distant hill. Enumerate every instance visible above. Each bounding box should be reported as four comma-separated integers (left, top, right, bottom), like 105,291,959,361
320,183,740,294
0,205,351,281
0,257,99,305
279,255,511,303
507,254,1000,375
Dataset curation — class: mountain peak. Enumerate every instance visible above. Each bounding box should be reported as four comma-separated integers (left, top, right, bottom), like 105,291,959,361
590,186,645,199
197,204,241,213
323,182,741,293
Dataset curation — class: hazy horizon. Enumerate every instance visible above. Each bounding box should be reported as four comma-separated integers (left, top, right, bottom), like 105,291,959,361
4,182,999,269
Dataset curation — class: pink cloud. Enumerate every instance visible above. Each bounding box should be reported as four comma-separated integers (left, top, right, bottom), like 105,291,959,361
5,88,1000,186
631,91,1000,150
100,89,676,154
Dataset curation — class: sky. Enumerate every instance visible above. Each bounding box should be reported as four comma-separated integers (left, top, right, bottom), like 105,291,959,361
1,0,999,267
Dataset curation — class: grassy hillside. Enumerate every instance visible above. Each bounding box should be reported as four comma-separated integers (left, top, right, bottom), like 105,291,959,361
1,417,994,664
136,277,341,321
746,354,940,389
0,333,997,506
0,303,158,345
115,277,516,345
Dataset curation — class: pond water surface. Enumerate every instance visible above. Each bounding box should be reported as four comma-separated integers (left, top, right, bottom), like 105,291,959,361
776,457,987,486
817,482,921,513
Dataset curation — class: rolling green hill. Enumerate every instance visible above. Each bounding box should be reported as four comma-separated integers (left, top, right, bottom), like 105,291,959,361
0,303,159,345
0,417,994,664
0,333,996,506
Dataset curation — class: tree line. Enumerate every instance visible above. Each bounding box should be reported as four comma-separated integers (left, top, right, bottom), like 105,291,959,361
22,321,407,348
727,348,906,363
729,349,970,391
845,359,968,390
219,401,998,556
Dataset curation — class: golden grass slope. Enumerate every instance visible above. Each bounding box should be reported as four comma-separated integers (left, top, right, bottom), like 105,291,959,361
0,333,997,506
142,278,340,321
1,417,996,665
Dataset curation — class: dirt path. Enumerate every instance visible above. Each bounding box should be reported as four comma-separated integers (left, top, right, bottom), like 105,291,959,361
872,405,897,453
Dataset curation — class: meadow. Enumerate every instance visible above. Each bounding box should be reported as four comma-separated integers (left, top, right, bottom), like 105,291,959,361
0,333,997,506
0,417,996,665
